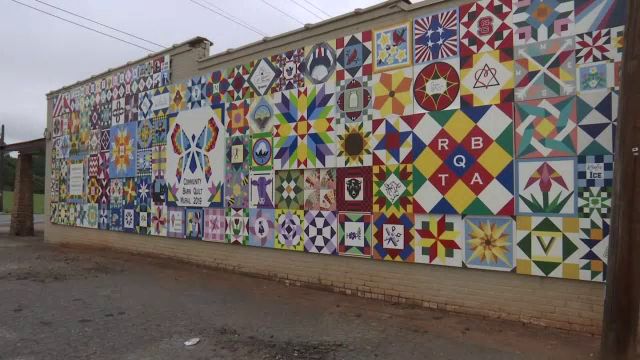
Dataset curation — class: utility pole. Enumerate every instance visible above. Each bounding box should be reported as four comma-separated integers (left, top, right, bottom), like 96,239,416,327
601,0,640,358
0,124,4,213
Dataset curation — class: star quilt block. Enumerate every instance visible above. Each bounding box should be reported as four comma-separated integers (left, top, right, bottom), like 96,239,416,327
575,0,626,34
271,49,305,93
275,169,304,210
463,216,515,271
371,114,419,165
205,69,229,105
373,22,412,72
109,122,137,178
516,158,577,216
372,68,413,117
579,186,611,219
516,216,583,279
338,212,372,258
373,165,413,216
413,58,460,112
576,29,613,64
413,104,515,215
372,212,415,262
513,0,575,45
460,49,514,107
515,37,577,101
226,207,248,245
336,167,372,213
275,209,304,252
303,168,336,211
514,96,578,158
248,208,275,248
251,133,273,171
577,91,617,155
414,213,463,267
336,120,372,167
459,0,514,56
227,99,250,136
304,210,338,255
336,76,373,123
226,63,254,101
413,8,459,64
136,176,152,207
250,171,275,208
578,215,609,281
151,205,167,236
202,208,225,242
336,31,373,81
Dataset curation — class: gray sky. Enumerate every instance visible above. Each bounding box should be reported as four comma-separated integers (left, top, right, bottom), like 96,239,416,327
0,0,381,143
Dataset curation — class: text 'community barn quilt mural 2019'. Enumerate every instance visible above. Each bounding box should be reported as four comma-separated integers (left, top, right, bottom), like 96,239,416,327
50,0,627,283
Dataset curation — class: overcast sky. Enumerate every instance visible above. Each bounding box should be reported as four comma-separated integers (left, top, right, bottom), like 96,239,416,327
0,0,381,144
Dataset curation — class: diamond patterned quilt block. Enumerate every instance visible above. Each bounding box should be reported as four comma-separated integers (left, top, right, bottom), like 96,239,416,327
463,216,515,271
459,0,513,56
413,58,460,112
275,169,304,210
516,216,583,279
373,68,414,117
517,158,577,216
414,214,463,267
460,49,514,106
203,208,225,242
226,208,248,245
371,115,419,165
575,0,626,34
336,167,372,212
304,210,338,255
250,171,274,209
226,62,254,101
248,208,275,248
373,165,413,216
271,49,305,93
303,168,336,211
514,96,578,158
336,31,373,81
275,209,304,252
578,215,609,281
513,0,575,45
109,122,137,178
577,90,618,156
576,29,613,64
336,76,373,123
414,8,459,64
338,212,372,258
248,58,280,96
413,104,515,216
372,212,414,262
336,121,372,167
373,22,412,72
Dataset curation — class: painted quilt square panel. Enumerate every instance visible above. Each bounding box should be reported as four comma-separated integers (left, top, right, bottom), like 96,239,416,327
516,158,577,216
225,135,250,208
371,115,419,165
275,209,304,252
248,58,280,96
166,104,225,208
203,208,225,242
373,22,412,72
336,121,372,167
514,96,578,158
373,165,413,216
226,208,248,245
248,208,275,248
167,207,185,238
577,89,618,156
516,216,583,279
459,0,514,56
304,210,338,255
576,29,613,64
336,167,372,213
151,205,167,237
463,216,515,271
336,76,373,123
513,0,575,45
250,171,275,208
275,169,304,210
577,61,615,93
205,69,229,105
414,214,463,267
413,58,460,112
251,133,273,171
226,63,254,102
336,30,373,81
122,177,137,206
272,89,304,169
460,49,514,107
575,0,626,34
109,122,137,178
413,104,515,216
578,215,609,281
338,212,372,258
185,208,204,240
577,154,614,188
271,49,305,93
227,99,250,136
372,212,415,262
151,176,167,205
136,148,151,176
136,176,152,207
151,145,166,179
110,206,123,231
303,41,337,86
515,38,577,101
414,8,459,64
373,68,414,117
249,96,276,135
169,83,187,113
579,186,611,219
186,76,209,110
137,118,153,150
135,203,151,235
123,206,136,233
303,168,336,211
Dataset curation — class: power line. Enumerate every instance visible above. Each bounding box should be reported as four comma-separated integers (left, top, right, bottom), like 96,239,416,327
258,0,306,26
299,0,331,18
199,0,268,36
8,0,155,52
32,0,167,49
288,0,324,21
187,0,267,37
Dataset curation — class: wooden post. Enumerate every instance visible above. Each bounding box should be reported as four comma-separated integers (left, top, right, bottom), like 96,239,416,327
601,1,640,359
0,124,5,213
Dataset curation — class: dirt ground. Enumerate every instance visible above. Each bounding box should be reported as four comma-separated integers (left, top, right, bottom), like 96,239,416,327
0,226,602,360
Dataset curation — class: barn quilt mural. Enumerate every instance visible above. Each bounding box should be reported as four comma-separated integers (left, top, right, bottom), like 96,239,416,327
50,0,626,283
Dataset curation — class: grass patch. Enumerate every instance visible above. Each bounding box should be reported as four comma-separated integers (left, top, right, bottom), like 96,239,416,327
2,191,44,214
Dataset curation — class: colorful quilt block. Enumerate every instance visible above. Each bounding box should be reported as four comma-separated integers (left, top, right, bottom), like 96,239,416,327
414,214,463,267
338,212,372,258
167,207,185,238
303,41,337,86
577,61,615,93
122,177,137,206
85,203,99,229
275,169,304,210
166,105,225,208
576,29,613,64
413,58,460,112
250,171,275,208
516,158,577,216
513,0,575,45
248,208,275,248
227,99,250,136
577,90,618,155
111,97,126,126
249,96,276,135
515,37,576,101
275,209,305,252
136,148,151,176
578,215,609,281
373,68,414,117
123,206,136,233
579,186,612,219
169,83,187,113
336,120,372,167
372,212,415,262
575,0,626,33
577,154,614,188
185,208,204,240
251,133,273,171
336,31,373,81
226,63,254,101
151,176,167,206
304,210,338,255
271,49,305,93
414,8,459,64
272,89,304,169
459,0,514,56
373,165,413,216
336,76,373,123
135,203,151,235
137,118,153,149
205,69,229,105
460,49,514,107
151,205,167,236
225,135,250,208
413,104,515,215
109,122,137,178
303,168,336,211
336,167,372,213
203,208,225,242
109,178,123,206
248,58,280,96
371,115,419,165
516,216,583,279
226,207,248,245
136,175,152,207
373,22,412,72
463,216,515,271
514,96,578,158
151,144,166,179
110,206,123,231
